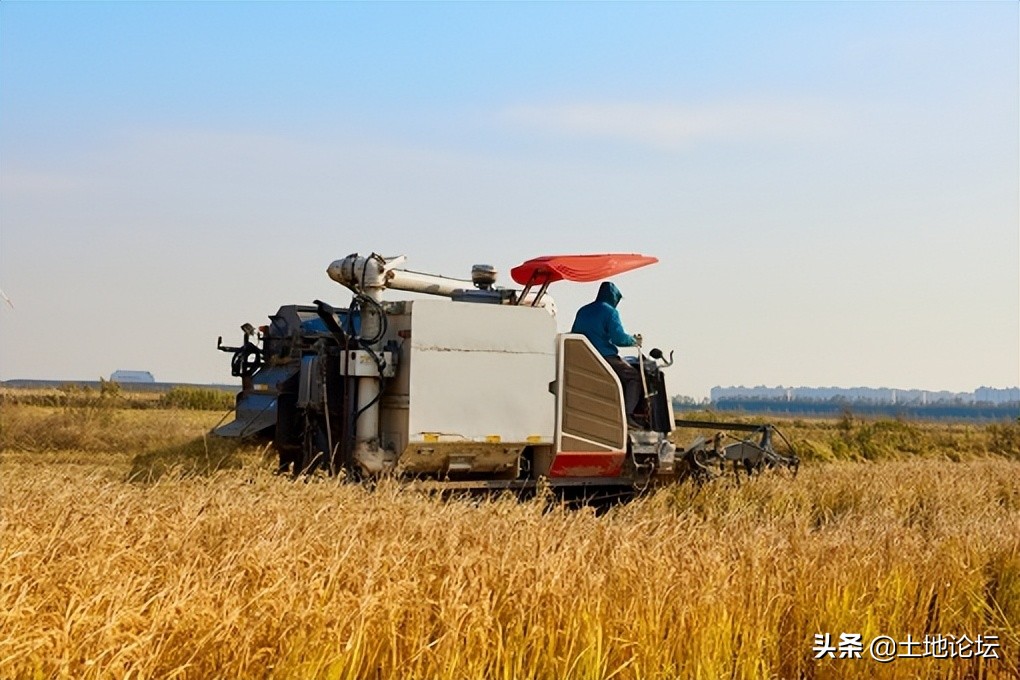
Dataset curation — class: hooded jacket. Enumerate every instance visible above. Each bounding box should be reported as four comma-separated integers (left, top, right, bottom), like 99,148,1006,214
570,281,636,357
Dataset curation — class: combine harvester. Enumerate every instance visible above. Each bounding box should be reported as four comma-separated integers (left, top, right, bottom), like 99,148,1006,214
214,252,797,492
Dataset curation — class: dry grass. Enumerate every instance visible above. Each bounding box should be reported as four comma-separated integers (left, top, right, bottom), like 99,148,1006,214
679,411,1020,463
1,402,1018,679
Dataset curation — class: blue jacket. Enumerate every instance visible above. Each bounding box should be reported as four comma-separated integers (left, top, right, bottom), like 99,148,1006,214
571,281,636,357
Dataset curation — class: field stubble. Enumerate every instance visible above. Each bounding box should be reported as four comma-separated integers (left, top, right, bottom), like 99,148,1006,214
1,398,1018,679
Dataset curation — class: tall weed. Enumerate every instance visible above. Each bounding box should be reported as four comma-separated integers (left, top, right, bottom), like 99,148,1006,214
156,386,235,411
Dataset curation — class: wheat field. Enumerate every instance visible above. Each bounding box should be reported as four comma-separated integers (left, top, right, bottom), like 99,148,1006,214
1,394,1018,679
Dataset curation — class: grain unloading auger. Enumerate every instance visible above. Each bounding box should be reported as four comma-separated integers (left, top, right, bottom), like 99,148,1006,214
214,252,796,492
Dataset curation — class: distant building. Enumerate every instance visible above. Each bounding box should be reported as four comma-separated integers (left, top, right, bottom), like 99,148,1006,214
975,386,1020,404
110,370,155,383
711,384,1019,405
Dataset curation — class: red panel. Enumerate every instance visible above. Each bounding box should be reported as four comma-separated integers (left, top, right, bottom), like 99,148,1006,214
548,451,626,478
511,253,658,286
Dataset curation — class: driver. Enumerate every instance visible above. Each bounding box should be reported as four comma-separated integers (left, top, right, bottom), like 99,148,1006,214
571,281,644,428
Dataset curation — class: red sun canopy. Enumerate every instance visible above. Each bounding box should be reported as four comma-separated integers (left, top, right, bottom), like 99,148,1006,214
510,253,658,286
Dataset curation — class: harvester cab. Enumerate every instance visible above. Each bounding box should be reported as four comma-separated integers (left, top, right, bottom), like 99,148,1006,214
214,252,680,492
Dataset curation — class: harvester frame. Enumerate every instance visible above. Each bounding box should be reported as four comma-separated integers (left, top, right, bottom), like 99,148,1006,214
214,252,796,493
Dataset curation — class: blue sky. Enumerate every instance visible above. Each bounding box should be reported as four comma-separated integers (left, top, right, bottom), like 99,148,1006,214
1,1,1017,399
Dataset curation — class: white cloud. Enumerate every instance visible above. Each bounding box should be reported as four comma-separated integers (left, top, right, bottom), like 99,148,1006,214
501,99,843,150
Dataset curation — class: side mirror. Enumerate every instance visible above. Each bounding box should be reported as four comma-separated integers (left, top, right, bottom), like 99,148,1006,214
649,348,674,367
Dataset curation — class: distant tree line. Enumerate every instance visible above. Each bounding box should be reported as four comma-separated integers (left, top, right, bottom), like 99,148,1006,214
673,396,1019,421
709,385,1019,405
